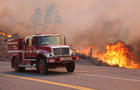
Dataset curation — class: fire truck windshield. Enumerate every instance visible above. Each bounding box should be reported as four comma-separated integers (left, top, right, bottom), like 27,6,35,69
38,35,63,45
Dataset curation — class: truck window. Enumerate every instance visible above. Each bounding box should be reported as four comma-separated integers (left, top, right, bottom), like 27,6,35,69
21,40,25,49
32,37,38,46
38,35,63,45
26,39,30,46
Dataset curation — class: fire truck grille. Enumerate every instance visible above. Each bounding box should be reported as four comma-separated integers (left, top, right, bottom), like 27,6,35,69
53,47,69,56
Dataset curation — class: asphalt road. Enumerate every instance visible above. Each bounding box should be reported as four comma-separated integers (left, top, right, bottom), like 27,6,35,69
0,61,140,90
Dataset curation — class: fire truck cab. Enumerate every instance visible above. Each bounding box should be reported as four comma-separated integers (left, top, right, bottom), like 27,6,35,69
8,33,79,74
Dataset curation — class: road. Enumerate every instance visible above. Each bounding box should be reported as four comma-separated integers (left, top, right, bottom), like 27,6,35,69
0,61,140,90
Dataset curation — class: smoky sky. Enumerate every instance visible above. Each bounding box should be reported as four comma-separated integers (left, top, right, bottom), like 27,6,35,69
0,0,140,44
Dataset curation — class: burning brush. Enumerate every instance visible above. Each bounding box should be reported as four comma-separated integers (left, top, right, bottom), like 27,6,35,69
76,41,140,69
0,32,12,38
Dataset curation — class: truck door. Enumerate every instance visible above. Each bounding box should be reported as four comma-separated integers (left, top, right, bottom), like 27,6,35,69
25,38,32,58
31,36,38,58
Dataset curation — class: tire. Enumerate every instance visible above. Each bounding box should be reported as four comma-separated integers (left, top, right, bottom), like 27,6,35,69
12,57,25,72
36,66,40,73
36,61,40,73
38,59,48,74
66,62,75,72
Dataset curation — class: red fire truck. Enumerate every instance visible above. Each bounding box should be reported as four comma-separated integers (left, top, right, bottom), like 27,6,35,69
8,33,79,74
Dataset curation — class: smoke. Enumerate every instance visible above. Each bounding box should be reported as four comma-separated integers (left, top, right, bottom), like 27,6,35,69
0,0,58,35
69,1,140,45
0,0,139,36
128,38,140,64
72,18,129,49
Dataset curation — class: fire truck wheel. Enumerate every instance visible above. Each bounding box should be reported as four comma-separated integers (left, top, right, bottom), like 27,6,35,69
38,59,48,74
12,58,25,72
65,62,75,72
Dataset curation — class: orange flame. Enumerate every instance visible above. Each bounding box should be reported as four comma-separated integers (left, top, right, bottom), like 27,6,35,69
7,34,12,38
76,46,94,56
0,32,12,38
76,41,140,69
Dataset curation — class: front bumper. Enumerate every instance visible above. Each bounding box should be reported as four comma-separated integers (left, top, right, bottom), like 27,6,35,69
47,56,79,63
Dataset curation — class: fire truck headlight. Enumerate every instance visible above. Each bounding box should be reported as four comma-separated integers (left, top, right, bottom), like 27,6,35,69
44,53,53,57
70,51,75,56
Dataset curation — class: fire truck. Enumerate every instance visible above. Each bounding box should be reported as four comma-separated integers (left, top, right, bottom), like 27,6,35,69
8,33,79,74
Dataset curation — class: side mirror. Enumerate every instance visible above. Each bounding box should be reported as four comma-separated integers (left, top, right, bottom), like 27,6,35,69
21,40,25,49
64,36,67,45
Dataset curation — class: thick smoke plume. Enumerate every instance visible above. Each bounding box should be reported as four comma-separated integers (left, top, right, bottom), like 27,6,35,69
72,19,129,49
0,0,140,37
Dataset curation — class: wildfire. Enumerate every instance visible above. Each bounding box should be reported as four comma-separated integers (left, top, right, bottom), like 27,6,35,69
0,32,12,38
76,46,94,56
76,41,140,69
